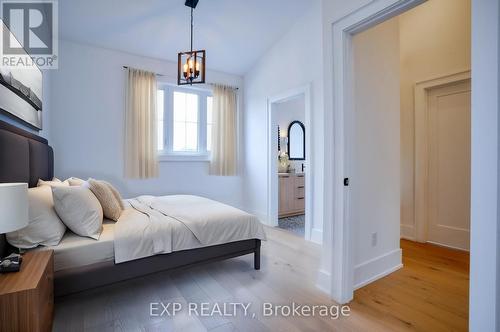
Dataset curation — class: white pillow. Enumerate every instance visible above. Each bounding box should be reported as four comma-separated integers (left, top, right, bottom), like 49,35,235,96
38,178,69,187
52,186,103,240
67,177,85,186
6,186,66,249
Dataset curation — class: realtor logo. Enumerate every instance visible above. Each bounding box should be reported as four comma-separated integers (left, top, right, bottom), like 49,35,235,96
1,0,58,69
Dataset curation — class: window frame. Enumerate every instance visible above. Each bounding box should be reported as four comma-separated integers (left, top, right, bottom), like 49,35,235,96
157,84,213,162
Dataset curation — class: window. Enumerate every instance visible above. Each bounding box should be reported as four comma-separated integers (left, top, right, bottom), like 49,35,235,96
157,90,164,150
173,91,198,152
157,85,213,160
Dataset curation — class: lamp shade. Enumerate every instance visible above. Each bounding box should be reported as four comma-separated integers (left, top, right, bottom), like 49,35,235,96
0,183,29,233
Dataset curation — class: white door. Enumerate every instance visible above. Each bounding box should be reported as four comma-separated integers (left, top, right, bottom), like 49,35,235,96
427,79,471,250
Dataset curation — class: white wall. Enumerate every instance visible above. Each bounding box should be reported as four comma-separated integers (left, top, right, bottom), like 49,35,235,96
275,96,305,135
49,40,245,208
399,0,471,240
275,95,306,172
243,0,324,241
352,16,402,288
40,70,51,140
470,0,499,330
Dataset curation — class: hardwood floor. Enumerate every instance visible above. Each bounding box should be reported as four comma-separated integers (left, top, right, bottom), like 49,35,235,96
53,229,469,332
352,240,469,332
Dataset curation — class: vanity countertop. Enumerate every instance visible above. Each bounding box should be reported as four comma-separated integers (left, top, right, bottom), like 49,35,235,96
278,172,305,177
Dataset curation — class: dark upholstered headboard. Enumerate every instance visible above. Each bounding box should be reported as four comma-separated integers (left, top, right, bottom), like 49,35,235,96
0,120,53,187
0,120,54,256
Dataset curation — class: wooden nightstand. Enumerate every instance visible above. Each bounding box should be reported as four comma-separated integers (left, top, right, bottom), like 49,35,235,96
0,250,54,332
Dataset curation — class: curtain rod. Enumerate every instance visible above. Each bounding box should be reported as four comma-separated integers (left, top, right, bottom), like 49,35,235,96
122,66,239,90
122,66,166,77
207,82,239,91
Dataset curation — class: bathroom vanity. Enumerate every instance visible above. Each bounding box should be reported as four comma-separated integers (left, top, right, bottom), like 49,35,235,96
278,173,305,218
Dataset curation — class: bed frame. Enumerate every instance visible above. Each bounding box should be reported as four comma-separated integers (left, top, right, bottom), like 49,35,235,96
0,120,261,296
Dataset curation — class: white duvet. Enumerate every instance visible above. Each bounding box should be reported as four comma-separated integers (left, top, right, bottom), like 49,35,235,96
114,195,266,264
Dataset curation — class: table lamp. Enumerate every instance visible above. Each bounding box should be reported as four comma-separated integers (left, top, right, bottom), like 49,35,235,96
0,183,28,272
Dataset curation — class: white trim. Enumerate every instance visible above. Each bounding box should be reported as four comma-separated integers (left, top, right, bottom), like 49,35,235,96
400,224,415,240
266,84,314,241
158,153,210,162
414,70,471,242
326,0,426,304
426,241,470,252
353,249,403,290
316,269,332,294
310,228,323,244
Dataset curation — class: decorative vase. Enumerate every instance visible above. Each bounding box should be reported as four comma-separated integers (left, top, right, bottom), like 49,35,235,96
278,152,290,173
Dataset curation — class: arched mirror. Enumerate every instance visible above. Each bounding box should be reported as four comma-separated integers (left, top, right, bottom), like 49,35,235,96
287,121,305,160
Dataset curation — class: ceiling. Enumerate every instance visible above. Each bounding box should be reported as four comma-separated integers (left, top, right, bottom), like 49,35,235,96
59,0,315,75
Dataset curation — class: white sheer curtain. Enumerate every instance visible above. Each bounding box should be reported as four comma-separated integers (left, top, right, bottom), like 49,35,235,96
124,68,159,178
209,84,237,176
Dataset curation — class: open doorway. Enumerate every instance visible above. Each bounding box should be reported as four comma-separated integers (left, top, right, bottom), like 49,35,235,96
326,0,471,323
333,0,471,328
267,85,313,240
277,96,306,236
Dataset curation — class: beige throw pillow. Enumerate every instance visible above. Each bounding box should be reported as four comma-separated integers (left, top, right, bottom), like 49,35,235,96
88,179,123,221
52,186,103,239
6,186,66,248
102,180,125,210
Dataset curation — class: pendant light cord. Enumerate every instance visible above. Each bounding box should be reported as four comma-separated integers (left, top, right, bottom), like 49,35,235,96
190,7,194,53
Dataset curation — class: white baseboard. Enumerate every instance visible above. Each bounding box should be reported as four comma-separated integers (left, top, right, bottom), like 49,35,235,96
353,248,402,290
310,228,323,244
255,212,277,227
426,240,469,252
400,224,415,240
316,269,331,294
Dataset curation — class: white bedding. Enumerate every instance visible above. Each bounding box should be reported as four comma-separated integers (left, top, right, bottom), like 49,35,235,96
115,195,266,264
37,221,115,271
36,195,266,270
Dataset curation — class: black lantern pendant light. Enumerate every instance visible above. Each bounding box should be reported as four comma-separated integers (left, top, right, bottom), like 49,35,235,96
177,0,206,85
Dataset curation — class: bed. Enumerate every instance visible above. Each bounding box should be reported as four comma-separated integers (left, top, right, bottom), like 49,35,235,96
0,120,263,296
